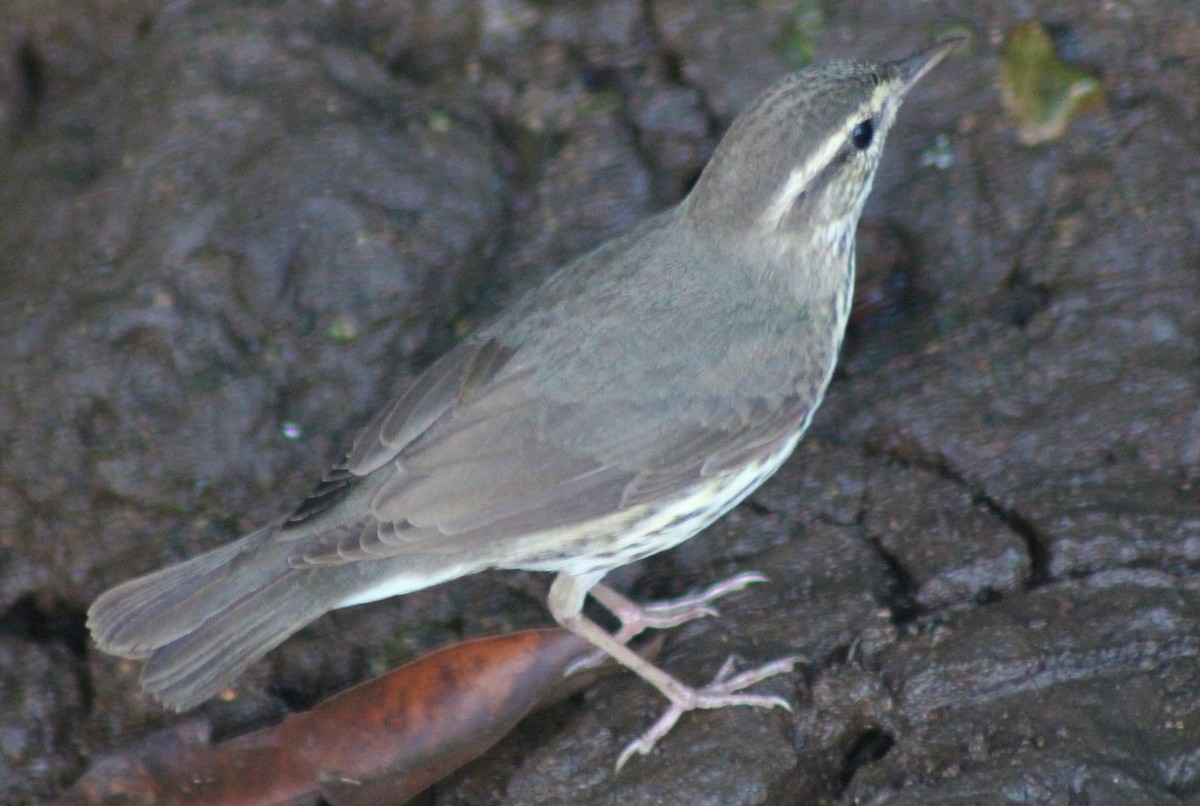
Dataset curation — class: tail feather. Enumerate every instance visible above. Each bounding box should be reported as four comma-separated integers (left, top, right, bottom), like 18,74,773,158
87,522,331,710
88,525,275,657
138,572,328,710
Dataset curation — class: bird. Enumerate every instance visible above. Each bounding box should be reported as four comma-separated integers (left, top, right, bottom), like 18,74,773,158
88,39,957,767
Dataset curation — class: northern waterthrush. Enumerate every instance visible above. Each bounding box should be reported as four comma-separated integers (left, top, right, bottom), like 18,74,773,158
89,39,957,766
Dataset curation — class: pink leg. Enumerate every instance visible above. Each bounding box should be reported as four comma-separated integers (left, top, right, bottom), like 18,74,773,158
548,571,801,771
589,571,769,644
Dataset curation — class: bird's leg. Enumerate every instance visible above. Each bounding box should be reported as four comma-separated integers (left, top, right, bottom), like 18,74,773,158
590,571,768,644
548,572,800,771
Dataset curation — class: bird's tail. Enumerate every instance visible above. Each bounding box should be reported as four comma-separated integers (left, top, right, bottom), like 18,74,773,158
87,523,330,711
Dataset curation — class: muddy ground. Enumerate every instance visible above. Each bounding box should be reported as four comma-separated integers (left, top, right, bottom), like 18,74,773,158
0,0,1197,803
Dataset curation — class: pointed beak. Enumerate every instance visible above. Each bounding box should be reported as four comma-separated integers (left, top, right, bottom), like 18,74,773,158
893,38,963,97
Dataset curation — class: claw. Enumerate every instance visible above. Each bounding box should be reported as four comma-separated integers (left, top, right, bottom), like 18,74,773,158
617,704,685,771
613,653,802,771
592,571,771,645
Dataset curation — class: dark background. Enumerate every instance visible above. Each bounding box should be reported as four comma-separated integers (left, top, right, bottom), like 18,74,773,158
0,0,1197,802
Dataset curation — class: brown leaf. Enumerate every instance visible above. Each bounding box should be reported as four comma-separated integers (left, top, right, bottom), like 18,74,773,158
61,629,617,806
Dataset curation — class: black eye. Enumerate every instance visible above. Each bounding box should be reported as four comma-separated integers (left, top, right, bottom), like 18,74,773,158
851,119,874,150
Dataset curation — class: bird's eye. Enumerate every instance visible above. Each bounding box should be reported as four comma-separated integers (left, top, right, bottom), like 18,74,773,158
851,119,875,150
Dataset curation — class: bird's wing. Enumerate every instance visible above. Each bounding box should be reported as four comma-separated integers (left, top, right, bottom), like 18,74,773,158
278,335,807,568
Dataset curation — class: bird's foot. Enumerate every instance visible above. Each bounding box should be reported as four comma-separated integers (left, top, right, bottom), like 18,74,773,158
593,571,769,644
615,653,801,771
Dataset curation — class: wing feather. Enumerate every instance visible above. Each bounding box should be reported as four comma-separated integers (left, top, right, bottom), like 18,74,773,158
282,324,812,568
